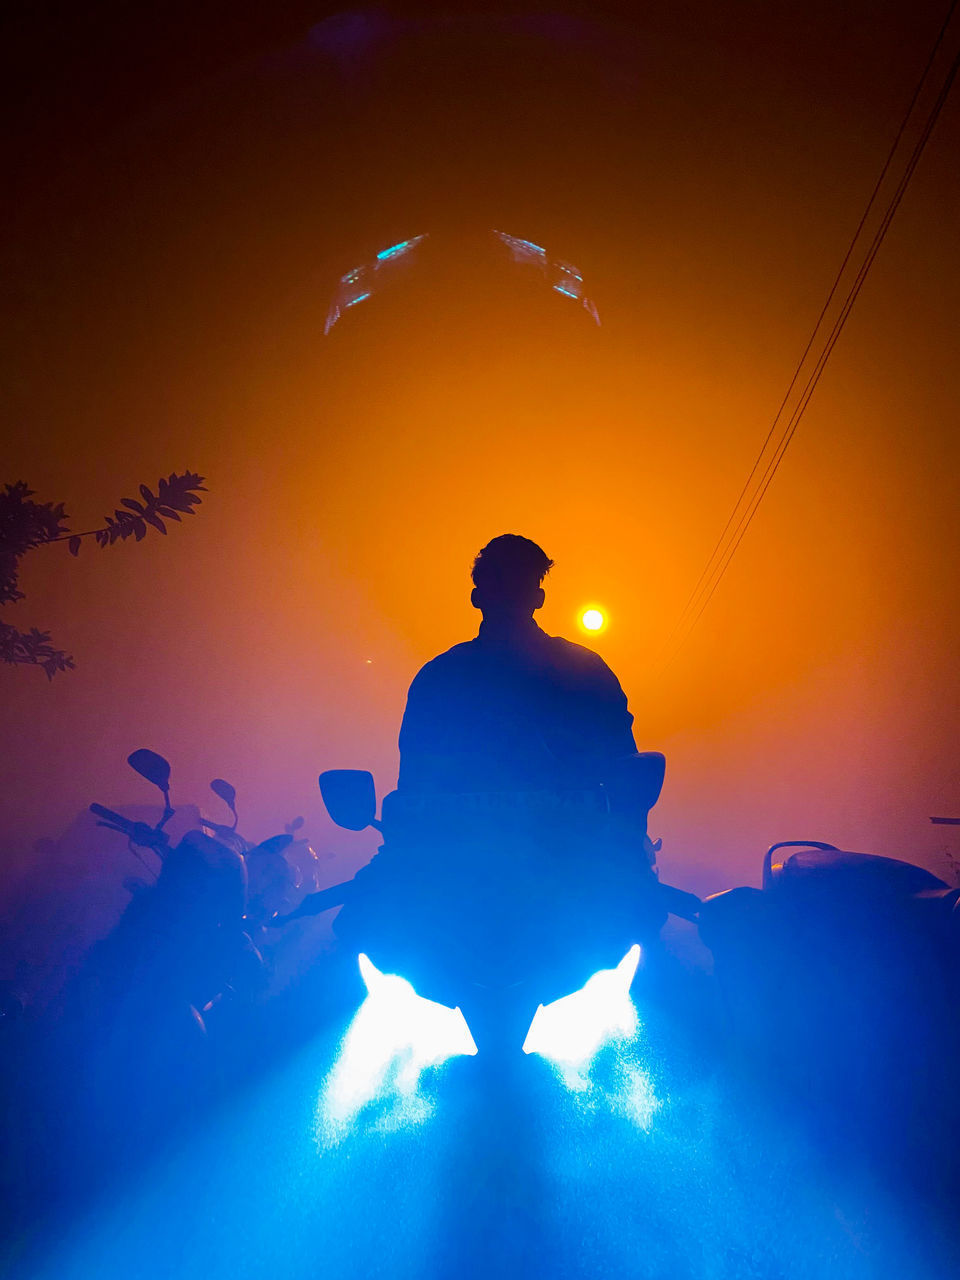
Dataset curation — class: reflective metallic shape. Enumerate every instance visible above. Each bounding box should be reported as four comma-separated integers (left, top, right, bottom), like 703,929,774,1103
376,235,427,262
325,229,600,333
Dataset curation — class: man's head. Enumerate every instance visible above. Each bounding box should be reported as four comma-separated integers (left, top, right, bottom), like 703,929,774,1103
470,534,554,620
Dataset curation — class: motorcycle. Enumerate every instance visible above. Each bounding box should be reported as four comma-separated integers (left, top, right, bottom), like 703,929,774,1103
280,760,960,1173
85,749,321,1029
698,838,960,1176
276,753,701,1060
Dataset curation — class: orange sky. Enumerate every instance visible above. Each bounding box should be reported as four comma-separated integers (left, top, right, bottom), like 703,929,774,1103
3,2,959,902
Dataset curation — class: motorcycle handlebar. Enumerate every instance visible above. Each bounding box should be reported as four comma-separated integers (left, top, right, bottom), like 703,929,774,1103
90,803,135,829
89,803,170,850
657,881,702,922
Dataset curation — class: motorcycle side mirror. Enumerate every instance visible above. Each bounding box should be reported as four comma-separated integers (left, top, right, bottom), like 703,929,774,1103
127,749,171,794
319,770,380,832
606,752,666,813
210,779,239,829
127,748,174,831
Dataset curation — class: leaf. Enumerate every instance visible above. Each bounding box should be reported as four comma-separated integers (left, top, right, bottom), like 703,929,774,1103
1,619,74,676
68,536,82,556
74,468,208,560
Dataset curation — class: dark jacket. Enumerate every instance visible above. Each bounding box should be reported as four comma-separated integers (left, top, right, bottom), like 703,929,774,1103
398,618,637,794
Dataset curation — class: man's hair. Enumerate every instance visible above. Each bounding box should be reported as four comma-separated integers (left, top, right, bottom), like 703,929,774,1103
471,534,554,605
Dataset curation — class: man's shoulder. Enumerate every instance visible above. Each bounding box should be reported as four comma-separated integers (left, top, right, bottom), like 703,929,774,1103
409,639,479,685
540,631,626,691
543,631,611,669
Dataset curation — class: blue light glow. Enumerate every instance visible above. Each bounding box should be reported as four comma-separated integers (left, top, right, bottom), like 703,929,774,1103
493,230,547,262
523,945,641,1070
375,235,426,262
556,260,583,281
524,946,659,1125
327,230,600,333
316,954,477,1144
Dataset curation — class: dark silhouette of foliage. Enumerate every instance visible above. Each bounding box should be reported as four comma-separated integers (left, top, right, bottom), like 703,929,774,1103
0,482,69,606
0,623,76,679
75,472,207,551
0,472,207,678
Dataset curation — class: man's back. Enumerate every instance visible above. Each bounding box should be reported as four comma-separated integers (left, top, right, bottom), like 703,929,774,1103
398,616,637,794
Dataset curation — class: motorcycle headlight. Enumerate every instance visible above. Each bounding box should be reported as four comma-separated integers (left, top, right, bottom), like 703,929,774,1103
522,944,641,1069
318,954,477,1141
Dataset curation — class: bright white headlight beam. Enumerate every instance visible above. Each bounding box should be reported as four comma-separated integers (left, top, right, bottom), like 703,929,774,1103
317,954,477,1142
522,945,641,1068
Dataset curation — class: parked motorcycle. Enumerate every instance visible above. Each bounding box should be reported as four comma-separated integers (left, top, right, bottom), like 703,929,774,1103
86,751,255,1028
86,749,320,1024
699,838,960,1177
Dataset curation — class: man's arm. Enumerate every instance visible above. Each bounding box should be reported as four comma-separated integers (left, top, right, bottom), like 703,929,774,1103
580,648,638,760
397,660,449,791
268,879,353,926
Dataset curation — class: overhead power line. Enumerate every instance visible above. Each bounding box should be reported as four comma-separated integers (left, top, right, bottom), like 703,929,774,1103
658,1,959,672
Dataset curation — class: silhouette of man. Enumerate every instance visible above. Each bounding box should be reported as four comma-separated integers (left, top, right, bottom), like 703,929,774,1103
398,535,638,796
277,535,669,950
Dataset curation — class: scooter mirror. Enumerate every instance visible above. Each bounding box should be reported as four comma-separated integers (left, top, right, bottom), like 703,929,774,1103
210,778,237,812
127,749,171,793
319,770,377,831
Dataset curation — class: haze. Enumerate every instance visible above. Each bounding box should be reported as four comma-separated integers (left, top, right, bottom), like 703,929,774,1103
3,2,958,921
